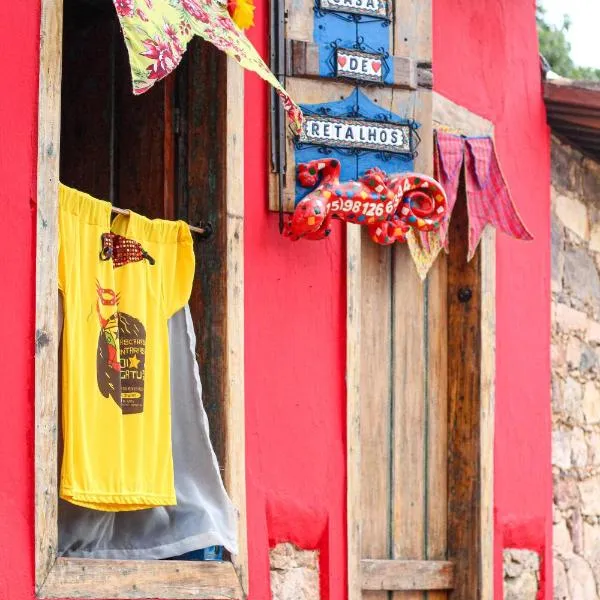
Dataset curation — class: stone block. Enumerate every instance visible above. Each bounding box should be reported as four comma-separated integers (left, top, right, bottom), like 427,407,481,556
553,558,569,600
503,549,539,600
553,429,572,470
568,509,584,554
553,219,565,291
587,432,600,466
566,338,583,368
564,247,600,315
551,140,580,193
590,224,600,253
583,521,600,561
580,345,599,373
270,543,319,600
552,343,567,372
554,476,580,510
555,303,588,333
561,378,584,422
582,159,600,205
583,382,600,424
566,554,597,600
588,320,600,345
571,428,588,468
555,518,574,558
555,194,589,240
579,476,600,516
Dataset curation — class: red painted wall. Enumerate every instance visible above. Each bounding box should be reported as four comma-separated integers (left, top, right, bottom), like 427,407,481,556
0,0,549,599
0,0,41,598
433,1,552,598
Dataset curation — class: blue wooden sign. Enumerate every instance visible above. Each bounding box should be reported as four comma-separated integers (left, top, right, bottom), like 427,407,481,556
294,89,419,205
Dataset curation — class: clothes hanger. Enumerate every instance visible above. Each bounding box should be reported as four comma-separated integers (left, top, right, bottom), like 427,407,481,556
110,205,213,239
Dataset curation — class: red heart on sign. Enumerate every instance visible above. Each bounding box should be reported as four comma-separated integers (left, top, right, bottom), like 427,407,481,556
371,60,381,73
337,55,348,68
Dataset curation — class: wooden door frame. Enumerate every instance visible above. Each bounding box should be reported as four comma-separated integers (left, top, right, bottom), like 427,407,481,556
346,92,495,599
35,1,247,597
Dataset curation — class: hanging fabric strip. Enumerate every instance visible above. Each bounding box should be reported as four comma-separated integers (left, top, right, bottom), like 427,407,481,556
406,229,443,281
434,131,533,261
463,137,533,261
112,0,303,133
434,131,465,251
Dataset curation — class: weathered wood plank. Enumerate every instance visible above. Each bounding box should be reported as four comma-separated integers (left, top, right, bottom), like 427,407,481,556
358,229,392,600
433,90,496,600
390,89,431,600
391,243,426,600
426,254,448,600
36,0,63,591
361,560,454,591
40,558,243,599
224,57,249,594
394,0,431,64
347,225,363,600
446,179,483,599
185,40,229,470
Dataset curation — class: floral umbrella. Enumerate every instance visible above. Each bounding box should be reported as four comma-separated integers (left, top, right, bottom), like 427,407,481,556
113,0,303,133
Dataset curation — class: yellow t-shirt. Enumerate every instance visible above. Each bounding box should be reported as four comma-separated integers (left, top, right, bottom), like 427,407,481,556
58,184,195,510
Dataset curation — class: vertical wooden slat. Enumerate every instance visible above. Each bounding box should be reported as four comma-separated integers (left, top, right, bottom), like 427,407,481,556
224,56,248,594
36,0,63,590
390,88,432,600
426,255,448,600
391,245,426,600
446,181,482,599
420,91,449,600
359,231,392,600
184,40,229,470
394,0,431,64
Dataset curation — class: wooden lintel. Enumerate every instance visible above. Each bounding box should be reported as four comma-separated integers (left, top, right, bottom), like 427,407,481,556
39,558,243,599
288,40,419,89
361,559,455,591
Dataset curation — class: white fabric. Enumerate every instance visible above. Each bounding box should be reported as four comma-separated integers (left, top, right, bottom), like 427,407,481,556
58,304,238,559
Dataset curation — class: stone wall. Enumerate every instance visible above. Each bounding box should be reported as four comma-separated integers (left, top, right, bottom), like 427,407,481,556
552,136,600,600
270,543,320,600
504,549,541,599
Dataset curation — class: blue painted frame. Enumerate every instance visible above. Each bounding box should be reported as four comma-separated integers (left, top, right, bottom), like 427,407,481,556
294,89,419,204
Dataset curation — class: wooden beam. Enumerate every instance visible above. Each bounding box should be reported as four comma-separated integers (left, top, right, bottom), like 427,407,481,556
36,0,63,591
361,560,455,591
446,181,495,600
39,558,243,599
225,57,248,594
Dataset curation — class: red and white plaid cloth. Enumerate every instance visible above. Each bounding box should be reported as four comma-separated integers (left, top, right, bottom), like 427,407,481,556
435,132,533,260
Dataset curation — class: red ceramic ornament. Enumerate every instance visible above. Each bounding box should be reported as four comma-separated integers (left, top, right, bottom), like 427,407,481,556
283,158,448,245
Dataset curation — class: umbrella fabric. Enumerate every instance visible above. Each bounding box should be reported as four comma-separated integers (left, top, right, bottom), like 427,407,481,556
112,0,303,133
